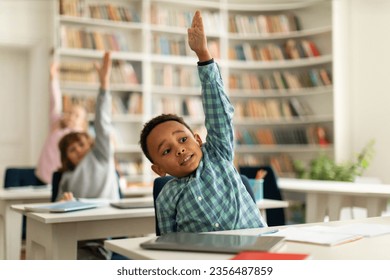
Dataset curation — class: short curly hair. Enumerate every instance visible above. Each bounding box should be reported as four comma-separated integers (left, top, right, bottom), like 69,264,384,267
139,114,194,163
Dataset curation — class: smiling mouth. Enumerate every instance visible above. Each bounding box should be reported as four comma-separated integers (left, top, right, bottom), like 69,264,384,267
181,154,193,165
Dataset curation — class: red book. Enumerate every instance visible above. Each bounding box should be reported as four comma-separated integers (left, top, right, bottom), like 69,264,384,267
308,41,320,56
231,251,310,260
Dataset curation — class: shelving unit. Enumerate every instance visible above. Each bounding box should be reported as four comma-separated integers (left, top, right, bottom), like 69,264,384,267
54,0,333,182
224,0,333,177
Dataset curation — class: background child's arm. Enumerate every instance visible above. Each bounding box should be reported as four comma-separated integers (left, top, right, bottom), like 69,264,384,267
49,62,62,130
95,52,111,91
93,52,113,159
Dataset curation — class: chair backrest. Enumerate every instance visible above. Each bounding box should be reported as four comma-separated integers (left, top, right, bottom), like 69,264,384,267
51,170,123,202
239,166,286,226
4,167,44,188
153,174,255,236
51,171,63,202
240,174,255,203
153,176,173,236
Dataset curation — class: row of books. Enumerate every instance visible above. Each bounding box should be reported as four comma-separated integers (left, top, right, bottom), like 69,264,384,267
154,96,314,120
233,97,313,119
60,26,130,51
151,5,220,29
236,154,295,175
63,94,95,114
60,0,140,22
62,93,142,115
60,60,139,85
153,35,188,56
229,68,332,90
112,92,143,115
116,160,143,176
88,4,140,22
153,35,220,58
229,39,320,61
152,65,200,88
156,97,203,117
235,125,330,145
229,13,301,34
59,0,84,17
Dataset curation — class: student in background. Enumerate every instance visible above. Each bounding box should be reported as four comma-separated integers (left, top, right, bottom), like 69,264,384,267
56,51,119,202
35,62,88,184
139,11,266,235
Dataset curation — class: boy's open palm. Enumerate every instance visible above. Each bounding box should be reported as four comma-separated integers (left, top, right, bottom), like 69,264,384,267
188,11,210,61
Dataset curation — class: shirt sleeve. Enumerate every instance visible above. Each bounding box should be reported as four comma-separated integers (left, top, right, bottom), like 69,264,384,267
93,88,112,160
198,62,235,161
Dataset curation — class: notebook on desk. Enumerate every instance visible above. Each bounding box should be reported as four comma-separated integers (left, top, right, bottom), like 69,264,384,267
24,200,99,213
140,232,285,254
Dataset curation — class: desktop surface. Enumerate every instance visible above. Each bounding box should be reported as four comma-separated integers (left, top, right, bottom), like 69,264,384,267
105,216,390,260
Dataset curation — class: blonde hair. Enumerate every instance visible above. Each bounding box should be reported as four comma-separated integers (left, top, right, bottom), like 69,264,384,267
60,104,88,130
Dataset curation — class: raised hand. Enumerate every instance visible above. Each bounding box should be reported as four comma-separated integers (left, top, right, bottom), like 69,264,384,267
50,62,59,80
94,51,112,90
188,10,212,62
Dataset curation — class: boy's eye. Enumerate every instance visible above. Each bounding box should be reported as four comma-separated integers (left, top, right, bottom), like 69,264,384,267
162,149,170,156
179,137,187,143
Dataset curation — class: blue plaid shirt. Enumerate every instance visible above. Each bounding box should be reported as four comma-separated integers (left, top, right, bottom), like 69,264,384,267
157,61,267,235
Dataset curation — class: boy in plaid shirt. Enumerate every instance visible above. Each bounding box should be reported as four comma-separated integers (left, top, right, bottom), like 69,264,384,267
140,11,266,235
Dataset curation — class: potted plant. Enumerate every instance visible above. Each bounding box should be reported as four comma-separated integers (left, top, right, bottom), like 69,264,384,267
293,139,376,182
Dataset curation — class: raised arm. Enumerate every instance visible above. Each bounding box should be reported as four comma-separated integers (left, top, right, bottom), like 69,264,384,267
188,10,212,63
95,51,112,91
188,11,235,159
49,62,62,129
93,51,113,159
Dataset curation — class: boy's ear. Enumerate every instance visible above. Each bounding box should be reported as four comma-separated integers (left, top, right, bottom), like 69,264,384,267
194,133,203,147
151,164,167,177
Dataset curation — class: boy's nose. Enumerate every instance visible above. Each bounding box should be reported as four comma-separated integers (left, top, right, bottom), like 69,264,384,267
176,147,185,156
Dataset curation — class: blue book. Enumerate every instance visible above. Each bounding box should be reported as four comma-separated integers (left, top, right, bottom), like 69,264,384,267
24,200,99,213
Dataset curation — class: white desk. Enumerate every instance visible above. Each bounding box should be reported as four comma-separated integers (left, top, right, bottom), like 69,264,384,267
11,199,155,260
278,178,390,223
105,215,390,260
0,186,51,259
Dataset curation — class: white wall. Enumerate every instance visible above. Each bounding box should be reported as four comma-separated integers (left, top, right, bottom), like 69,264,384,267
335,0,390,183
0,1,53,180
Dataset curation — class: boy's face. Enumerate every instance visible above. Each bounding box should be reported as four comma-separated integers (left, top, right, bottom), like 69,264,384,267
66,135,92,167
147,121,203,178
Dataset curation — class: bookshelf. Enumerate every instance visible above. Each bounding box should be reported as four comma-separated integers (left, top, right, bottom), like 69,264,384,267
54,0,333,182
